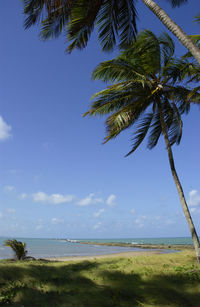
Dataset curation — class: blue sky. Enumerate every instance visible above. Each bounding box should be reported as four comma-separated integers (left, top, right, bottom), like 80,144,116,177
0,0,200,239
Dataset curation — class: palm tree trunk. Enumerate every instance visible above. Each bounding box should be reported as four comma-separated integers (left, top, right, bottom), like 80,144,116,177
156,100,200,264
142,0,200,65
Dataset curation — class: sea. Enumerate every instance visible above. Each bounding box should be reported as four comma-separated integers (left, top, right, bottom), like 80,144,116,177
0,237,195,260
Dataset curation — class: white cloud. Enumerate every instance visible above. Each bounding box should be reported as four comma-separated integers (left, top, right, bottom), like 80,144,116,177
188,190,200,207
141,215,147,220
77,193,103,206
93,222,102,229
0,116,12,141
165,219,175,225
51,218,64,224
106,194,116,207
0,212,2,218
154,216,161,221
32,192,49,203
36,224,43,230
134,215,147,228
134,218,144,228
190,207,200,215
7,208,16,214
94,208,105,218
4,185,15,193
130,209,135,214
32,192,74,204
18,193,27,200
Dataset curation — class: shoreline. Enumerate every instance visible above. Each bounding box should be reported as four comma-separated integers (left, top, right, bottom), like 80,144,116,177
44,249,165,262
1,248,181,262
1,241,192,262
43,241,192,262
0,250,167,262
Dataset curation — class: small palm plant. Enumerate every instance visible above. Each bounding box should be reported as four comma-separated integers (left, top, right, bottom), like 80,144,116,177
4,239,27,260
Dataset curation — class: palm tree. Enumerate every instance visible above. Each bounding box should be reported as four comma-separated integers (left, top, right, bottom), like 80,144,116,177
23,0,200,64
4,239,27,260
84,30,200,263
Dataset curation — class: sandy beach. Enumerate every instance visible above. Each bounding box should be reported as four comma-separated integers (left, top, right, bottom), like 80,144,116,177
45,249,164,261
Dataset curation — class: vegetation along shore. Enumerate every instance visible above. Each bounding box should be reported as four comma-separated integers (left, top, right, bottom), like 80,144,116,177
0,250,200,306
79,241,194,250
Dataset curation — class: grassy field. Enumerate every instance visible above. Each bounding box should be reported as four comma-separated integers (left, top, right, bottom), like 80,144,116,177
0,250,200,307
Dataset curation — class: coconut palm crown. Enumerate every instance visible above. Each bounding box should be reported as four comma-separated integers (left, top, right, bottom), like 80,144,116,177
85,30,197,151
84,30,200,263
24,0,187,52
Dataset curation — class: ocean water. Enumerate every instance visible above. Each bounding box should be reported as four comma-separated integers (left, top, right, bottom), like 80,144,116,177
0,237,193,260
78,237,196,245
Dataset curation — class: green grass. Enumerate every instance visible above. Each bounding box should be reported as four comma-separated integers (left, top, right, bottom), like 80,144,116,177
0,250,200,306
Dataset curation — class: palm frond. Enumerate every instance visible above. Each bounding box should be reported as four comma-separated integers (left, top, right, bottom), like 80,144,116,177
96,0,137,51
41,7,69,40
147,110,162,149
85,81,151,118
124,30,161,75
162,64,178,83
126,112,153,156
189,35,200,44
96,0,119,51
194,14,200,24
168,85,199,112
166,0,188,7
159,32,175,66
24,0,71,29
85,89,134,116
169,58,200,84
67,0,103,52
24,0,45,28
117,0,137,49
168,102,183,145
182,36,200,61
91,59,147,83
148,100,182,148
186,85,200,101
104,97,150,142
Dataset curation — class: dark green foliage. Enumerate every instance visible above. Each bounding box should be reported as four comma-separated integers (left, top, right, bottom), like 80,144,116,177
85,30,200,155
23,0,188,52
24,0,137,52
4,240,27,261
167,0,188,7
